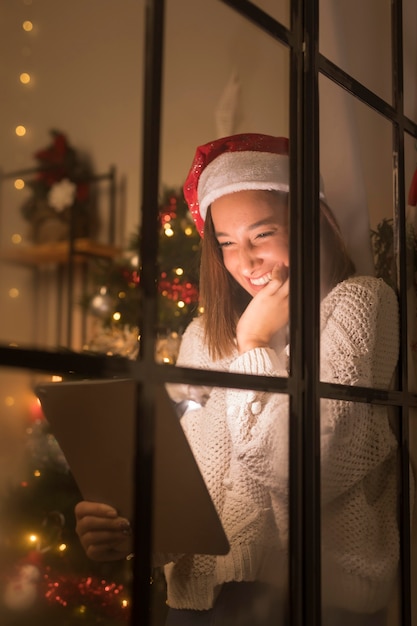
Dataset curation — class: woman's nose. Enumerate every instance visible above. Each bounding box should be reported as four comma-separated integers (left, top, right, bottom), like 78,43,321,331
239,245,260,275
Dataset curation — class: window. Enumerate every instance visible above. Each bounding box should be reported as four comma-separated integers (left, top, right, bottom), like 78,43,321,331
0,1,415,625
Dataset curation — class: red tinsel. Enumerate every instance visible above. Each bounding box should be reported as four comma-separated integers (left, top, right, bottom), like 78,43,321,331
159,278,199,303
42,568,130,621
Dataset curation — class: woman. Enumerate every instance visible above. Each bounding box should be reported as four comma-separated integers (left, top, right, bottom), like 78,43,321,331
75,134,400,625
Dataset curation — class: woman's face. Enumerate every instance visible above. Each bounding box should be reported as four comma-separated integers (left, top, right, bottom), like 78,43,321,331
211,190,289,298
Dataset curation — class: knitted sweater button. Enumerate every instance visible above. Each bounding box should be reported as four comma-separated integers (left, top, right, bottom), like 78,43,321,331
223,478,233,489
251,401,262,415
247,391,257,402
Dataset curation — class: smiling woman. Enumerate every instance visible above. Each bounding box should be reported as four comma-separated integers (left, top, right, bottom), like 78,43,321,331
190,134,355,361
75,133,400,626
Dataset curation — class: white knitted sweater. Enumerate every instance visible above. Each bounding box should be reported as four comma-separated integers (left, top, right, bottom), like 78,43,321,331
164,275,400,613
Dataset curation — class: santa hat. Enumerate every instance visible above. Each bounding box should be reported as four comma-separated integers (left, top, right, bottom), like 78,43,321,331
183,132,325,237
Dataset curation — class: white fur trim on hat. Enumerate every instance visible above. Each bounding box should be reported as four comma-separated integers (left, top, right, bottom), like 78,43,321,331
197,151,290,220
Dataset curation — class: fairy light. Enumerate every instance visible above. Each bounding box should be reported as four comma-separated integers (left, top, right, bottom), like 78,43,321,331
19,72,31,84
58,543,67,552
184,226,193,235
15,125,27,137
8,288,20,298
14,178,25,190
113,312,121,321
28,533,38,544
163,222,174,237
33,470,41,477
177,301,185,309
11,233,22,244
51,376,63,382
175,267,184,276
22,20,33,32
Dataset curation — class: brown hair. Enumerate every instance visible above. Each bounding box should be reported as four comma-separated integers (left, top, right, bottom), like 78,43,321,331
198,192,355,360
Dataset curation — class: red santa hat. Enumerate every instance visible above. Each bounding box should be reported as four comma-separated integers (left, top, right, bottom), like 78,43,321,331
183,132,325,237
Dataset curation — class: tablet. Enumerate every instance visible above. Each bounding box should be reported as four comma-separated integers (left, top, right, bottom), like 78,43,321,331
36,378,229,555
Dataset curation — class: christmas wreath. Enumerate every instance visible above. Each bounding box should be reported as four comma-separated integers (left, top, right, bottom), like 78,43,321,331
20,130,98,244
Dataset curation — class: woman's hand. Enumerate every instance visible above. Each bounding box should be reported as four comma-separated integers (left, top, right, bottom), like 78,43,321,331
75,501,132,561
236,264,289,354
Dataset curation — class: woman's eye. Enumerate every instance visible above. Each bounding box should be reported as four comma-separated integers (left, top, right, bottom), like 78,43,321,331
218,241,233,248
256,230,273,239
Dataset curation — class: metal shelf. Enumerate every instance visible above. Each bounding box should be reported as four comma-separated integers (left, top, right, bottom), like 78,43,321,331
0,238,120,266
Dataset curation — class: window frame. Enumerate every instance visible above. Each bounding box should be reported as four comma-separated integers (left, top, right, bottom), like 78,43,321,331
0,1,416,624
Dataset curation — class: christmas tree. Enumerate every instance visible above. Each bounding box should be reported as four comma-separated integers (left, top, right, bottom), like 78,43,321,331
0,398,136,625
86,187,201,362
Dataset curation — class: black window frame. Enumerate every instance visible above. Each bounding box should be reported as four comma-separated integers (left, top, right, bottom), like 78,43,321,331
0,1,416,625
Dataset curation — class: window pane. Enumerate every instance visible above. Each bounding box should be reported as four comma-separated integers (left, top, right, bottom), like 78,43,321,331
158,1,290,361
410,408,417,626
252,0,290,28
0,1,143,353
320,77,399,390
404,132,417,392
320,76,394,278
403,0,417,123
0,367,134,624
321,400,400,623
162,0,290,184
319,0,392,103
166,382,289,622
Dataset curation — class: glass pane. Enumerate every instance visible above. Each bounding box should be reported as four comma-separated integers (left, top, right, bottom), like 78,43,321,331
0,1,143,353
161,0,289,186
166,381,289,622
410,408,417,626
156,1,290,361
319,0,392,103
320,76,399,389
321,400,400,623
252,0,290,27
403,0,417,123
405,132,417,392
0,366,134,624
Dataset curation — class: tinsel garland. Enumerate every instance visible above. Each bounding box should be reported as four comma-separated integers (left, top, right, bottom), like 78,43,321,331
42,569,130,621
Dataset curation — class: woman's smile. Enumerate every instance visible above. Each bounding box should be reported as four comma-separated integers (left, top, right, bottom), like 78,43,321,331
249,272,273,287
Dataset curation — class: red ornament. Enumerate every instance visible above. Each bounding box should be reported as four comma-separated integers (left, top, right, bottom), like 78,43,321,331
29,398,45,424
408,167,417,206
